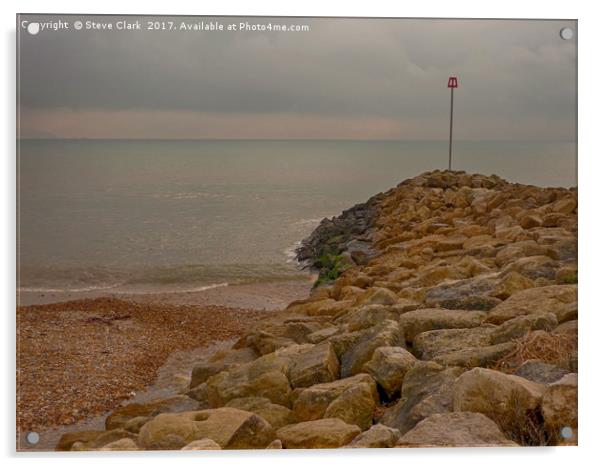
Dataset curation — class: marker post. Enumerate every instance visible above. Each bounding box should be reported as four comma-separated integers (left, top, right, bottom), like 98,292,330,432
447,76,458,170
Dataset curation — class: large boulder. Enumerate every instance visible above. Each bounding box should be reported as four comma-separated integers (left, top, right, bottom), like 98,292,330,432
276,418,361,449
138,408,274,450
345,305,400,332
486,285,577,324
413,326,494,360
206,351,294,407
398,309,486,343
225,397,295,430
491,271,535,300
500,255,559,281
293,374,378,422
423,277,500,311
381,362,464,434
306,326,340,344
323,382,376,430
489,313,558,344
433,341,517,368
190,347,258,388
495,241,545,267
397,412,517,447
340,320,403,377
288,342,340,388
362,346,417,398
452,368,545,429
343,424,401,448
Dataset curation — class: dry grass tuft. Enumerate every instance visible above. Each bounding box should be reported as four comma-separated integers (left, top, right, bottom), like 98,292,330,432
488,390,553,446
489,330,577,373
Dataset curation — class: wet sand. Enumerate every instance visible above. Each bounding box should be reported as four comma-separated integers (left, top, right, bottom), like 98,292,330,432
18,278,314,308
16,278,313,451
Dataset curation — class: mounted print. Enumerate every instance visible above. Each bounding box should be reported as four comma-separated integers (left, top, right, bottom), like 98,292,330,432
16,15,577,451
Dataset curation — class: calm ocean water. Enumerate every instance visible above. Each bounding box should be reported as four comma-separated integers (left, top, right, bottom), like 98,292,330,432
17,139,576,294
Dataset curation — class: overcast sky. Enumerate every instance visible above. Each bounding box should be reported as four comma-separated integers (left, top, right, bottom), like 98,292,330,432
18,16,576,140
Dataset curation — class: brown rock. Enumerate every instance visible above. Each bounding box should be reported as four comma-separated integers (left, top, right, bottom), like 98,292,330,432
306,326,339,344
56,431,104,451
355,287,399,306
206,351,293,407
381,362,464,434
413,326,494,360
288,299,355,317
520,214,543,229
293,374,378,422
489,313,558,344
86,429,139,449
500,255,559,281
486,285,577,324
344,424,401,448
288,342,340,388
552,198,577,215
399,308,486,343
435,236,466,252
495,241,545,267
555,266,578,284
323,382,376,430
105,396,199,431
225,397,295,430
138,408,274,450
276,418,361,449
345,305,399,332
99,438,140,451
433,342,517,368
397,412,517,447
362,346,417,397
181,438,222,450
491,272,535,300
340,320,403,377
453,368,545,427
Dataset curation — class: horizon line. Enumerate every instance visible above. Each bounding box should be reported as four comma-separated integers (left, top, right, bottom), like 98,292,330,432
17,137,576,142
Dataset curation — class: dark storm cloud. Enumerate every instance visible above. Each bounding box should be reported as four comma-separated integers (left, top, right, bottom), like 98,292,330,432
17,16,576,139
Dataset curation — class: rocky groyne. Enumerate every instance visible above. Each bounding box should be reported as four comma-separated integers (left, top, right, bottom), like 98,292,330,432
57,170,578,450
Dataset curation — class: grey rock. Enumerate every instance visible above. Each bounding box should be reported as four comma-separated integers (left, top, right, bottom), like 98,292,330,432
514,360,569,384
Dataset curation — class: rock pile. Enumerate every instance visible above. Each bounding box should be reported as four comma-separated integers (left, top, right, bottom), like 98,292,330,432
58,170,577,450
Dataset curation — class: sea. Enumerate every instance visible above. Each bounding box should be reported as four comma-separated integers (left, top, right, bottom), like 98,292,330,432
17,139,576,296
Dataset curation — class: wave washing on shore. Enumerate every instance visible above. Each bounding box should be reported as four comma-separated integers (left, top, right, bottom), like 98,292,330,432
18,263,308,296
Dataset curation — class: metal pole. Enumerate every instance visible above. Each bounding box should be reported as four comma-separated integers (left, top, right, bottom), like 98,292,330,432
448,87,454,171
